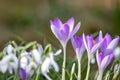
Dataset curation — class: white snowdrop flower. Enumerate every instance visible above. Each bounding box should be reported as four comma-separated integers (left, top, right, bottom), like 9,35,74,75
50,53,59,72
31,49,41,64
90,57,95,64
41,57,51,80
3,44,14,54
26,61,37,77
41,49,61,80
20,51,30,69
114,47,120,60
0,54,18,74
31,44,43,64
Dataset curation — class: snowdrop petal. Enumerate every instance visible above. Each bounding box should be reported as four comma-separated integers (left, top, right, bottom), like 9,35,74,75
32,49,41,64
54,49,62,56
114,47,120,59
0,63,8,73
41,58,51,74
42,73,52,80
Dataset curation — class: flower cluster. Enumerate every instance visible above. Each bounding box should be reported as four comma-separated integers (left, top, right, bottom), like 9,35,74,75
0,17,120,80
0,41,62,80
50,17,120,80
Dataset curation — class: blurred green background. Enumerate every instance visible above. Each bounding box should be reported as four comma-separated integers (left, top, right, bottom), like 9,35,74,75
0,0,120,57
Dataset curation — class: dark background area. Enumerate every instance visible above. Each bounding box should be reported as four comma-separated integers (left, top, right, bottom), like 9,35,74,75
0,0,120,57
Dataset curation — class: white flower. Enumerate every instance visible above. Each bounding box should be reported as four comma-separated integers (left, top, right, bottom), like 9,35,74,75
114,47,120,60
3,44,14,54
41,49,62,80
20,51,30,69
31,44,43,64
20,51,38,78
0,54,18,74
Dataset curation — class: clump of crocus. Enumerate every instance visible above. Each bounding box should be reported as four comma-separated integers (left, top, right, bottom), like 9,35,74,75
50,17,80,80
96,33,119,80
71,35,85,80
83,31,105,80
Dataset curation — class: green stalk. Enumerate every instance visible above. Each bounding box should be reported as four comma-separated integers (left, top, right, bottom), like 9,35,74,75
62,44,66,80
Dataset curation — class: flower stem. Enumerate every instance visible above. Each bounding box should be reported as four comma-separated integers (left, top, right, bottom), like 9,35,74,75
85,59,90,80
78,59,81,80
97,71,103,80
62,45,66,80
35,74,39,80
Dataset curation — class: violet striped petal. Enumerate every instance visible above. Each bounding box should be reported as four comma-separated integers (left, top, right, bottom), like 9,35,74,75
106,37,119,54
104,33,112,45
20,68,27,80
66,17,74,32
101,53,113,70
50,24,63,40
96,52,104,69
60,24,69,41
83,33,89,53
50,18,62,29
69,22,81,39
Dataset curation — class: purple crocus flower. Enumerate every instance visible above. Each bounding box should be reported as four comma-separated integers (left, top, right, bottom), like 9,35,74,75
100,33,120,55
96,33,119,80
20,68,27,80
50,17,80,80
71,36,85,80
83,31,104,59
96,51,114,72
71,36,85,60
96,51,114,80
50,17,80,47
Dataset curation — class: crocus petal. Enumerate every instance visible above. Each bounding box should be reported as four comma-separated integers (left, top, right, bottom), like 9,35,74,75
71,36,85,60
104,33,112,45
20,68,27,80
90,38,105,54
50,24,63,40
83,33,89,53
66,17,74,32
60,24,69,41
101,39,107,52
96,52,104,69
106,37,119,54
101,53,113,70
95,30,103,43
69,22,81,39
86,35,94,51
50,18,62,29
